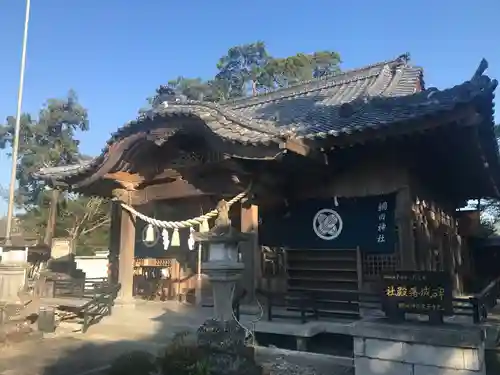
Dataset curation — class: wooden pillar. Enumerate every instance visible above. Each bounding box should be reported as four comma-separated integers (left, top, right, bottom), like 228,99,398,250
108,201,121,285
116,193,136,303
396,186,416,270
240,200,260,300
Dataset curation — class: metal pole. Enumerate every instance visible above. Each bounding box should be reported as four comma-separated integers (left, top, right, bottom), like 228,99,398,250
5,0,31,243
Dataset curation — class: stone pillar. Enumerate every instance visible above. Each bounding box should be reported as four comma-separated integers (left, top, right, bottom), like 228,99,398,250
117,204,136,303
0,246,28,303
353,319,486,375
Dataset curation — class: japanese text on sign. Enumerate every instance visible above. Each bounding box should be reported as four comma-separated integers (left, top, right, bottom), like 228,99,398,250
381,271,452,315
376,200,388,244
396,302,445,312
385,285,445,299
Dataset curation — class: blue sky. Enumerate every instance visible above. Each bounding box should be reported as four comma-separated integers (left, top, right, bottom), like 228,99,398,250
0,0,499,214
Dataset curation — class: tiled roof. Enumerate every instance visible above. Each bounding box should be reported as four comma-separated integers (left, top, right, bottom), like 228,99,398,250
219,57,494,141
34,55,497,181
36,162,93,178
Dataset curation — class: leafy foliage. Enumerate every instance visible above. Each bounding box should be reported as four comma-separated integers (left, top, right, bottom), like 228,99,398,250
264,51,341,87
0,90,88,207
108,350,157,375
108,330,260,375
146,41,342,107
0,91,110,253
158,332,211,375
216,41,270,97
477,123,500,236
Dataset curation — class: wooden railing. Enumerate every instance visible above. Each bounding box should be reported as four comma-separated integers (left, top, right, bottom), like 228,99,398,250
468,277,500,323
52,277,108,298
256,289,319,323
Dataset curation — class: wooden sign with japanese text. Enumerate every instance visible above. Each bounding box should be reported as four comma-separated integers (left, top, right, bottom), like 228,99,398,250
381,271,453,316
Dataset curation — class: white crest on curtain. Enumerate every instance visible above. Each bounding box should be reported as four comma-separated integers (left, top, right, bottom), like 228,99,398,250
162,229,170,250
145,223,156,243
188,227,195,250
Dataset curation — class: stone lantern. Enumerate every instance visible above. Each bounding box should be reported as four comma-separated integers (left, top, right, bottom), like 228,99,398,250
193,200,247,321
192,200,261,375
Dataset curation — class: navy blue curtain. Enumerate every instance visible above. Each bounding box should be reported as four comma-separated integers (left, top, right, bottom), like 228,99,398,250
259,193,396,253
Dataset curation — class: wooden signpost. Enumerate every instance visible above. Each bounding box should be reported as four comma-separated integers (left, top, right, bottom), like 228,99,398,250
381,271,453,323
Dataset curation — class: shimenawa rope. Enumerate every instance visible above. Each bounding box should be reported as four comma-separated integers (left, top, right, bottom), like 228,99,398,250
116,187,250,230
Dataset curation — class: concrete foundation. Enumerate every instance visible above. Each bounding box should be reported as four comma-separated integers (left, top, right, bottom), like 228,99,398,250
353,319,486,375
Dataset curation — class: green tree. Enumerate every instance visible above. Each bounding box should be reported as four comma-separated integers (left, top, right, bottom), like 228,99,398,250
476,124,500,236
215,41,271,97
494,124,500,138
264,51,342,87
310,50,342,77
0,90,88,207
144,41,342,106
165,77,212,101
0,91,111,253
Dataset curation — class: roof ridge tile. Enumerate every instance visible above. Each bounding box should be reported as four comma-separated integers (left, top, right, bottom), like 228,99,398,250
226,54,410,107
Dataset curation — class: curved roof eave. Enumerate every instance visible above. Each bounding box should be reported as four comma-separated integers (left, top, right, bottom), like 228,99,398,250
34,102,285,187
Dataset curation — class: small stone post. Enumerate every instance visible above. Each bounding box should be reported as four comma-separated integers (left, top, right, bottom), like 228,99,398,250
193,200,261,375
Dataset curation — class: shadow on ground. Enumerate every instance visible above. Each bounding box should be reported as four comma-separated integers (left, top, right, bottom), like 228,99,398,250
0,301,355,375
0,302,208,375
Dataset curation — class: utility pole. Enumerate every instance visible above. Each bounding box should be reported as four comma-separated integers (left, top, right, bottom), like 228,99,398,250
5,0,31,244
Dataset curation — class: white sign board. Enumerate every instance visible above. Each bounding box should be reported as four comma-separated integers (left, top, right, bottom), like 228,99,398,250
51,238,73,260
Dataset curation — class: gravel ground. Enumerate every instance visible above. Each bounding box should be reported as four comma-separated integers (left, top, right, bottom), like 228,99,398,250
258,353,353,375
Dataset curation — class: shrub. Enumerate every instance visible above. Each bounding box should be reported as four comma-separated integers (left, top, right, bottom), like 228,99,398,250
108,330,262,375
108,350,157,375
158,332,211,375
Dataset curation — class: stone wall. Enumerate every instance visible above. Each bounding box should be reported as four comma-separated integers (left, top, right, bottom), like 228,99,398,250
353,320,486,375
355,337,484,375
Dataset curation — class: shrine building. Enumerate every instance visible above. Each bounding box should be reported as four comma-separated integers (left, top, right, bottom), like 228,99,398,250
34,54,499,318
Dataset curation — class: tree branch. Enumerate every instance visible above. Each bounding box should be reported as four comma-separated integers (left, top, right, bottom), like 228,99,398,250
80,217,111,236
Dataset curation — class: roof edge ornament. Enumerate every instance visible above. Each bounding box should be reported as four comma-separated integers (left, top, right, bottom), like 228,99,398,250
398,52,411,64
472,59,489,80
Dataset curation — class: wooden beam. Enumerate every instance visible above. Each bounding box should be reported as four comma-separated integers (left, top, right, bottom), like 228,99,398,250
104,171,144,183
104,169,181,186
131,180,209,205
113,179,245,206
279,138,327,164
104,161,247,189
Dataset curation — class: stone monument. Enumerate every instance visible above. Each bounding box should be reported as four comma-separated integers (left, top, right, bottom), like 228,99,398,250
193,199,261,375
45,238,85,279
0,245,29,303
